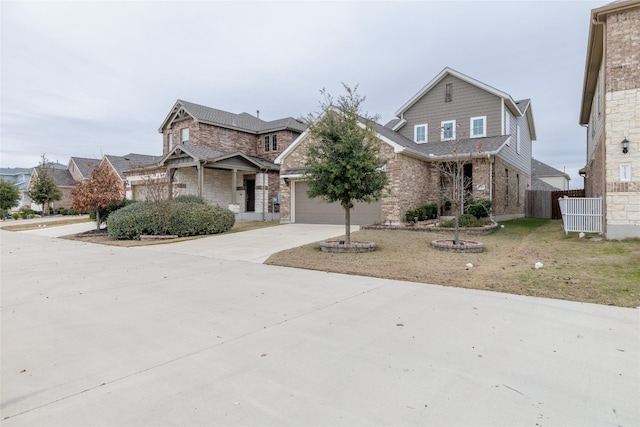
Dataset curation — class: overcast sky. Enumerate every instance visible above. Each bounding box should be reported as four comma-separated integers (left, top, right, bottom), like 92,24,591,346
1,0,601,188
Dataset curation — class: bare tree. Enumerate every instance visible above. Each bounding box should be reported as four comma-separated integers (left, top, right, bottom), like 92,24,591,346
435,126,484,244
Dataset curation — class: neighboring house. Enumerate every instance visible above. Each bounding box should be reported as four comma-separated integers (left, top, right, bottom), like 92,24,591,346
68,157,100,182
531,158,570,191
579,0,640,239
127,99,307,220
0,167,33,210
28,165,75,211
102,153,162,200
276,67,536,224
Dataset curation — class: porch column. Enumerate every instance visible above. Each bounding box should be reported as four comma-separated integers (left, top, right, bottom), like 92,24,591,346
231,169,237,203
197,163,203,197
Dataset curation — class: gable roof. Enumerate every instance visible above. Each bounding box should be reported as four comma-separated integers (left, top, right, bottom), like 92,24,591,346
103,154,164,179
394,67,523,119
531,158,570,180
531,177,562,191
159,99,307,134
68,157,100,179
32,167,75,187
160,145,278,171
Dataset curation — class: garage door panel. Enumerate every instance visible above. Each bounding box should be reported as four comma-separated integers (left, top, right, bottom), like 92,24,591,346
294,181,381,225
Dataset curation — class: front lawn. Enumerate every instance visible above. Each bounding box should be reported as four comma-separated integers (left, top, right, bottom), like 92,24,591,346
265,218,640,307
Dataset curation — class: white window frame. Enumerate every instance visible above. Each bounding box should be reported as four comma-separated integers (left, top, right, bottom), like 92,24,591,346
414,124,428,143
470,116,486,138
516,125,521,154
168,133,173,146
181,128,189,145
441,120,456,141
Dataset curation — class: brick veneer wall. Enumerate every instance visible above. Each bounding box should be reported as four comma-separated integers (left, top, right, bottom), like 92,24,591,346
492,156,529,218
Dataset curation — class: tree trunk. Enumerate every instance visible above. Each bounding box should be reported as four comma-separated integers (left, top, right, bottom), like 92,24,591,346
454,214,460,245
95,209,101,230
344,205,351,245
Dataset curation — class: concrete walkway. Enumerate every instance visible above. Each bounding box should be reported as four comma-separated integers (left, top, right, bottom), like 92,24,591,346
135,223,349,263
0,227,638,426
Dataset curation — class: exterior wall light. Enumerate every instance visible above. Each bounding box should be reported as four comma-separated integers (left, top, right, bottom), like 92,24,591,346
622,137,629,154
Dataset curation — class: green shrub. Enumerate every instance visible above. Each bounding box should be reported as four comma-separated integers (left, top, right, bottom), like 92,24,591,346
465,199,492,219
405,208,418,223
405,203,438,223
173,194,206,204
107,201,235,240
107,202,159,240
19,206,34,216
167,203,235,237
439,214,488,228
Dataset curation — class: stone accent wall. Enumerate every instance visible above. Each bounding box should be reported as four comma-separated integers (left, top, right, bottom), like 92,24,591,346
603,4,640,238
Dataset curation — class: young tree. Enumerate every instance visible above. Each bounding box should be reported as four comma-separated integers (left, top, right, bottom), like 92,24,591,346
303,84,388,244
71,161,124,229
436,130,484,244
28,154,62,215
0,179,20,220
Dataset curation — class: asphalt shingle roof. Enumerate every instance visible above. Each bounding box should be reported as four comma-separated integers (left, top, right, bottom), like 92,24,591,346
172,145,278,170
532,158,570,179
70,157,100,178
175,100,307,134
106,154,164,179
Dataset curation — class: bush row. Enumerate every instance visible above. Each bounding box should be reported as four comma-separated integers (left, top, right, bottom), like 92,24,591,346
405,203,438,223
107,200,235,240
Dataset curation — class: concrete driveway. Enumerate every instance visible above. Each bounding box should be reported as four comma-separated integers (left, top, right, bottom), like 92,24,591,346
1,227,638,426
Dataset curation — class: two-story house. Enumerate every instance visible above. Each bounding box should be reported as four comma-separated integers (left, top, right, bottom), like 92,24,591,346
127,100,306,220
276,67,536,224
579,0,640,239
0,167,33,211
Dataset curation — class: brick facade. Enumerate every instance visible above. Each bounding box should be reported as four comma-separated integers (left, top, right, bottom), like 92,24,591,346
279,133,519,223
584,1,640,238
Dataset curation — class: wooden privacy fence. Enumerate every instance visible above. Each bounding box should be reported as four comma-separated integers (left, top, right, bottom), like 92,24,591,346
557,196,603,234
525,189,586,219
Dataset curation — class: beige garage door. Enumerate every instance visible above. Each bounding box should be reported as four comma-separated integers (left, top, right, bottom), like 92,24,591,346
294,181,382,225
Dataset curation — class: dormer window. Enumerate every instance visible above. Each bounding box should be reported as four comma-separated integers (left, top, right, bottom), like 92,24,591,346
414,124,428,143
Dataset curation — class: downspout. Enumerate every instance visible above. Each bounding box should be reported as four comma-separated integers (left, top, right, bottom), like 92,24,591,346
262,168,267,221
488,154,494,221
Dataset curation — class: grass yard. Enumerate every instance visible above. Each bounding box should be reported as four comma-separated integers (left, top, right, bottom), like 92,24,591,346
265,218,640,308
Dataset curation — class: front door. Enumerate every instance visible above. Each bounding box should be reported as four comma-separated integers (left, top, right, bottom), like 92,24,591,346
245,179,255,212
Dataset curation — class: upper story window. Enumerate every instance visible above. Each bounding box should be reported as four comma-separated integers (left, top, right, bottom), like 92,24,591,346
168,133,173,146
445,83,452,102
272,135,278,151
504,112,511,145
264,136,270,152
441,120,456,141
414,124,428,143
470,116,486,138
181,128,189,145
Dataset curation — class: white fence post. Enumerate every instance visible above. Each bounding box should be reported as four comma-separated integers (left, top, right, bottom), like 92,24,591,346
558,197,603,234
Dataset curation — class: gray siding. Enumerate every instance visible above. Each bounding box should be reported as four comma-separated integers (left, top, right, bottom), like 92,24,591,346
497,110,532,174
398,75,503,143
